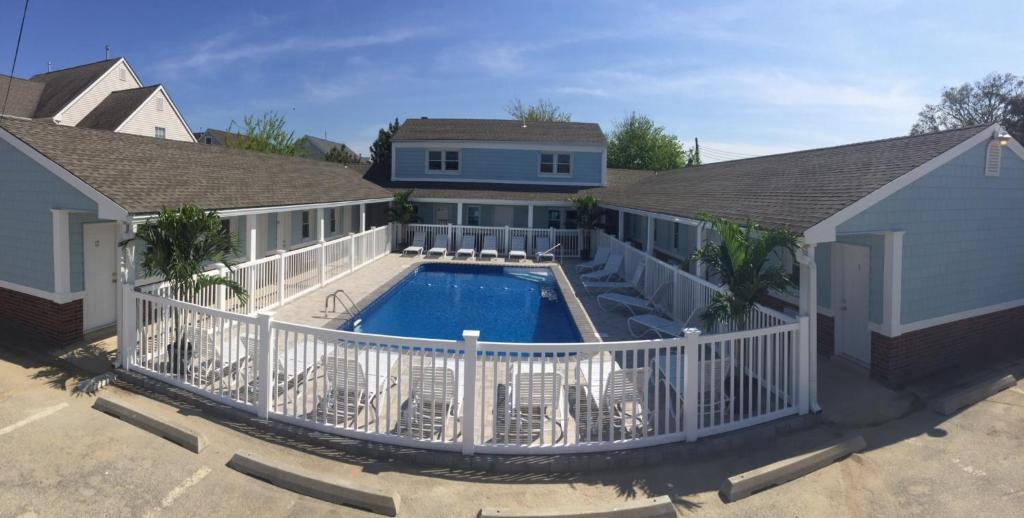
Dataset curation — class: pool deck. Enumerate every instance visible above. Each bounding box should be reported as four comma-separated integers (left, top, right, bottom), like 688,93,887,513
271,253,639,343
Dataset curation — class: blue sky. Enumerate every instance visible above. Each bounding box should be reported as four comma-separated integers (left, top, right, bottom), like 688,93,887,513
1,0,1020,159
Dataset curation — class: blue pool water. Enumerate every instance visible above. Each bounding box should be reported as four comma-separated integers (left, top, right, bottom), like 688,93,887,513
341,263,583,343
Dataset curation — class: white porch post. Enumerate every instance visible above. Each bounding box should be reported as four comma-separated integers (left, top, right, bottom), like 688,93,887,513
617,210,625,240
527,203,534,228
317,208,326,286
51,210,70,296
694,222,705,276
359,203,367,232
456,202,463,226
116,220,137,370
797,243,819,413
645,215,655,254
246,215,258,262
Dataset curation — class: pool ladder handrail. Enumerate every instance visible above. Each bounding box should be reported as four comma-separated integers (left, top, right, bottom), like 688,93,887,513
323,289,361,318
539,242,561,264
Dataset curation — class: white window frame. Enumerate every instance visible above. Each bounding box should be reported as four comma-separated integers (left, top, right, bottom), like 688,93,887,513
154,127,166,139
425,149,461,175
547,209,562,229
539,152,573,177
301,211,311,239
466,205,481,226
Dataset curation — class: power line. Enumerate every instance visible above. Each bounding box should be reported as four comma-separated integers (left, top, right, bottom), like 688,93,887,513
1,0,30,120
699,145,760,159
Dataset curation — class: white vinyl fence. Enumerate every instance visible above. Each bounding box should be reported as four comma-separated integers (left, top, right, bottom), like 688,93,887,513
138,225,390,315
125,290,810,455
399,223,584,258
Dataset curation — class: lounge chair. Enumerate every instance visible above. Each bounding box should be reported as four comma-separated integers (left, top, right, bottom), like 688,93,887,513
403,231,426,256
508,236,527,260
454,234,476,258
398,366,458,439
597,282,668,315
495,371,564,444
314,356,368,426
479,235,499,259
583,262,644,294
579,254,623,282
627,307,700,339
426,234,449,257
575,246,610,273
243,337,322,402
575,359,652,440
193,330,249,388
534,236,555,262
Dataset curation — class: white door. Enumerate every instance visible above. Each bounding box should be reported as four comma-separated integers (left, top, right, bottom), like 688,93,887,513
253,214,267,258
832,243,871,365
277,212,291,249
493,206,514,227
83,222,118,331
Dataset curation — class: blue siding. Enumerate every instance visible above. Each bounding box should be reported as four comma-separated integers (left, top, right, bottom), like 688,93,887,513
394,147,603,185
838,141,1024,325
0,139,97,292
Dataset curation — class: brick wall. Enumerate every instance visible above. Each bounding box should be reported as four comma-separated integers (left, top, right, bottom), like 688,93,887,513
0,286,83,346
871,305,1024,387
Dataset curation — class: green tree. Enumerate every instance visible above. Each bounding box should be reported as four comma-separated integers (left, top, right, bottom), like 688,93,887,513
911,73,1024,137
505,98,572,122
370,118,400,173
1006,95,1024,142
225,112,308,157
127,205,248,371
607,112,689,171
387,190,420,246
689,214,800,330
324,145,360,164
569,194,600,256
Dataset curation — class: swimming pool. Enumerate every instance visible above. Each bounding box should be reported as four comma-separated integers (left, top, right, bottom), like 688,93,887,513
341,263,583,343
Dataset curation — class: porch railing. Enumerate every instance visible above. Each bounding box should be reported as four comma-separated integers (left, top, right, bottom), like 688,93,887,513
124,289,810,455
398,223,584,258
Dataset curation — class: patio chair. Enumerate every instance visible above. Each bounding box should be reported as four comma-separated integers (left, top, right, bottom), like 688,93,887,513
479,235,499,259
426,234,449,257
243,336,322,403
575,246,610,273
398,366,458,439
403,231,426,256
627,307,701,339
312,353,393,427
495,371,565,444
576,360,652,440
454,234,476,258
597,281,669,315
534,236,555,262
193,330,249,388
583,262,644,294
508,236,527,260
579,254,623,282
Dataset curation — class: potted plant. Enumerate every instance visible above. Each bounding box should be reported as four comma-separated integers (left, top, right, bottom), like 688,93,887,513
127,205,248,375
387,189,421,248
689,214,799,330
569,194,600,258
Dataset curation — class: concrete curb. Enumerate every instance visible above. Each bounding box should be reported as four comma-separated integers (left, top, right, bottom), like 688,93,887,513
720,435,866,502
478,495,675,518
929,374,1016,416
93,396,206,453
226,451,400,516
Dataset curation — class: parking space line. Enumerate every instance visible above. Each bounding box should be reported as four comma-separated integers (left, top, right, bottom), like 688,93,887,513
0,402,68,436
144,466,211,518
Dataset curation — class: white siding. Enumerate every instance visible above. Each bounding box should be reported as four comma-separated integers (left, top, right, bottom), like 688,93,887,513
117,89,194,142
55,60,140,126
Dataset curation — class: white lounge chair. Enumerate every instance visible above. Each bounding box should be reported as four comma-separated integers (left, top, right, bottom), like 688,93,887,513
403,231,426,256
579,254,624,283
534,236,555,262
575,246,610,273
575,359,652,440
455,234,476,258
495,371,565,445
583,262,644,294
508,236,527,260
398,366,458,439
597,282,668,315
427,234,449,257
627,308,700,339
479,235,499,259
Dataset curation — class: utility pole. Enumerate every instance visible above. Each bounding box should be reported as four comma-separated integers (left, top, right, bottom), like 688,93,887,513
694,137,701,166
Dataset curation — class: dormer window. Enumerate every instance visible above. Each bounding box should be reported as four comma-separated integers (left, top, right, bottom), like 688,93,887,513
427,150,460,173
540,152,572,175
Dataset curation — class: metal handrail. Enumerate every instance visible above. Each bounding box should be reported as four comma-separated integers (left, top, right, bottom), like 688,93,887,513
537,242,561,264
323,289,361,318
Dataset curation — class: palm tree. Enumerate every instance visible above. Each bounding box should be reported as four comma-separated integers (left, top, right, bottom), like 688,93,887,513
127,205,248,372
569,194,600,257
387,190,421,246
689,214,800,330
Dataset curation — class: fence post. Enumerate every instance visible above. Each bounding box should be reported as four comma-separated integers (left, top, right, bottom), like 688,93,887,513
504,226,510,254
797,315,811,415
318,239,327,287
349,235,356,274
121,284,137,372
461,330,479,456
447,223,453,253
276,251,286,306
683,328,701,442
215,263,228,310
256,312,274,420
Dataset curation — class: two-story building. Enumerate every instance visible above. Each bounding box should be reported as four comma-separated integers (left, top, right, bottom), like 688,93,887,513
0,57,194,142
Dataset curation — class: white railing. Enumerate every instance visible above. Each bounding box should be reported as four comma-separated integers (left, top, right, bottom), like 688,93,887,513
138,225,391,315
399,223,584,258
124,287,810,455
596,232,793,331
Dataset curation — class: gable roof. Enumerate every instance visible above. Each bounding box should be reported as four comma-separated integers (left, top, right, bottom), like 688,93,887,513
29,58,120,118
599,125,995,233
0,75,44,118
393,118,606,146
76,85,159,130
0,119,393,215
303,135,352,155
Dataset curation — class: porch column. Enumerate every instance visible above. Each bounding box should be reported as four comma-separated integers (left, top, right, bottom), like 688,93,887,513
246,214,258,261
617,210,625,240
51,210,70,295
527,203,534,228
316,208,326,242
456,202,463,226
797,243,819,413
645,215,655,254
693,222,705,276
316,208,326,285
359,203,367,232
116,220,137,370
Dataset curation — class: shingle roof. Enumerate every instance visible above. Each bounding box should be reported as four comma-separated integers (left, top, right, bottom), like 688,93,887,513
393,118,606,146
76,85,159,131
29,58,120,118
0,75,44,118
599,125,994,232
303,135,351,155
0,119,393,214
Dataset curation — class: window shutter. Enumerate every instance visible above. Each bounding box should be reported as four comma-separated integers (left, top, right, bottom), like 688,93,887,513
985,141,1002,177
